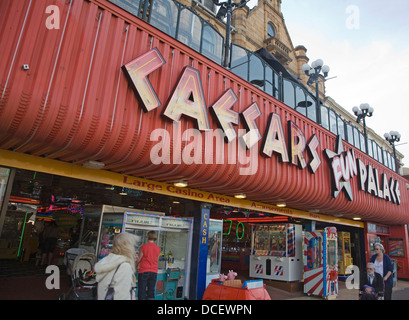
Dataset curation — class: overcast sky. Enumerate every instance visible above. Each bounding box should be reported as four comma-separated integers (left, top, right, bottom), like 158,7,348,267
249,0,409,167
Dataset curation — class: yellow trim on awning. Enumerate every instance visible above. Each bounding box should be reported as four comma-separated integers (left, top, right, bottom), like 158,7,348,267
0,149,364,228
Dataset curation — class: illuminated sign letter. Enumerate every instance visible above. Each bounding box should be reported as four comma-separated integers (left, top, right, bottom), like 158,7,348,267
163,66,210,131
288,121,307,168
374,168,383,199
307,134,321,173
347,150,357,177
340,155,350,182
240,102,262,149
122,48,165,112
357,159,367,191
382,173,391,202
210,89,239,142
395,180,401,205
261,113,289,162
389,178,397,204
366,165,377,196
332,157,343,192
325,136,354,201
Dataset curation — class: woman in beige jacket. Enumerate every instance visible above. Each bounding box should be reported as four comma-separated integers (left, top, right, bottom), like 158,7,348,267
94,232,137,300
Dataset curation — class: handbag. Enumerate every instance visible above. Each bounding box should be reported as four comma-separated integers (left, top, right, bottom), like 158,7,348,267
104,263,123,300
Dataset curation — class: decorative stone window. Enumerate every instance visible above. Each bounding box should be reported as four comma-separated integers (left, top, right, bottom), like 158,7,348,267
267,22,276,38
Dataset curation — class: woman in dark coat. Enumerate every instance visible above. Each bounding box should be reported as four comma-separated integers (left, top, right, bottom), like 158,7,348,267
370,243,394,300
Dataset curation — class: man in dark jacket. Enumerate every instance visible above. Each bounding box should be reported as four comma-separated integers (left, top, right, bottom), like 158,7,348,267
360,262,384,300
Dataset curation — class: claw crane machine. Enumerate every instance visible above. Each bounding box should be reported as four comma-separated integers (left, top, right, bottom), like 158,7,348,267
303,227,338,299
123,211,193,300
338,231,353,276
249,224,303,281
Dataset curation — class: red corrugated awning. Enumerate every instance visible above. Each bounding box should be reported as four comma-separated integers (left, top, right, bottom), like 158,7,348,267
1,0,408,224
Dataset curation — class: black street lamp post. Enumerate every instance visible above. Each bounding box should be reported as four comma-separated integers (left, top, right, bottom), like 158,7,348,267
213,0,249,67
302,60,330,125
384,130,401,173
352,103,374,155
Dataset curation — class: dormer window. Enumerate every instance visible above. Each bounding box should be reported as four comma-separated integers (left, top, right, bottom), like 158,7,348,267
267,22,276,38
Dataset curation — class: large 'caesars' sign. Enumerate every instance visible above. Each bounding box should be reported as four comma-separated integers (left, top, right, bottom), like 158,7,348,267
122,48,401,205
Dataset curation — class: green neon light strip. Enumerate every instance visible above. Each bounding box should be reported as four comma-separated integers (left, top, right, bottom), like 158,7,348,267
236,222,245,240
223,219,232,236
17,212,29,258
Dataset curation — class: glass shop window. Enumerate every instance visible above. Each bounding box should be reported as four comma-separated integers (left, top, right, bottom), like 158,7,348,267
295,86,307,116
273,70,280,99
202,25,224,64
367,139,373,157
383,150,389,167
249,54,265,90
372,141,378,161
177,8,202,52
329,109,337,135
149,0,178,37
306,94,316,122
359,132,366,153
264,65,274,97
388,153,393,170
321,106,329,130
377,145,383,164
283,79,295,109
337,115,345,140
230,44,249,80
353,127,360,149
346,123,354,145
108,0,143,18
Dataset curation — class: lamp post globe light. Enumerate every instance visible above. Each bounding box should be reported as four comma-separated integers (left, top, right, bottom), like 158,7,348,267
352,103,374,154
302,59,330,125
384,130,401,173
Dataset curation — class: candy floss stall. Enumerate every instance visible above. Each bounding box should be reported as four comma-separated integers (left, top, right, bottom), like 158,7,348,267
249,224,303,282
303,227,338,299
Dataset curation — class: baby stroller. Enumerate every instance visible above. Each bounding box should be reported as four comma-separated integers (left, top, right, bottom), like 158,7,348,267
64,248,89,277
60,252,97,300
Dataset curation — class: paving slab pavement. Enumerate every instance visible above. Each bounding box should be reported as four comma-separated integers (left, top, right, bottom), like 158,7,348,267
264,279,409,300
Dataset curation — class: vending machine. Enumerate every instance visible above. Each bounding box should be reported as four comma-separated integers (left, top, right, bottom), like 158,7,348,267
303,227,338,299
249,224,303,281
123,211,193,300
338,231,353,276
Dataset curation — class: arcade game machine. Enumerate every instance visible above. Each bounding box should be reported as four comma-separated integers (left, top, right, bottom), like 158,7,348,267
122,212,193,300
303,227,338,299
95,206,126,259
249,224,303,282
206,219,223,286
338,231,353,276
221,220,251,271
78,205,104,253
78,205,165,257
